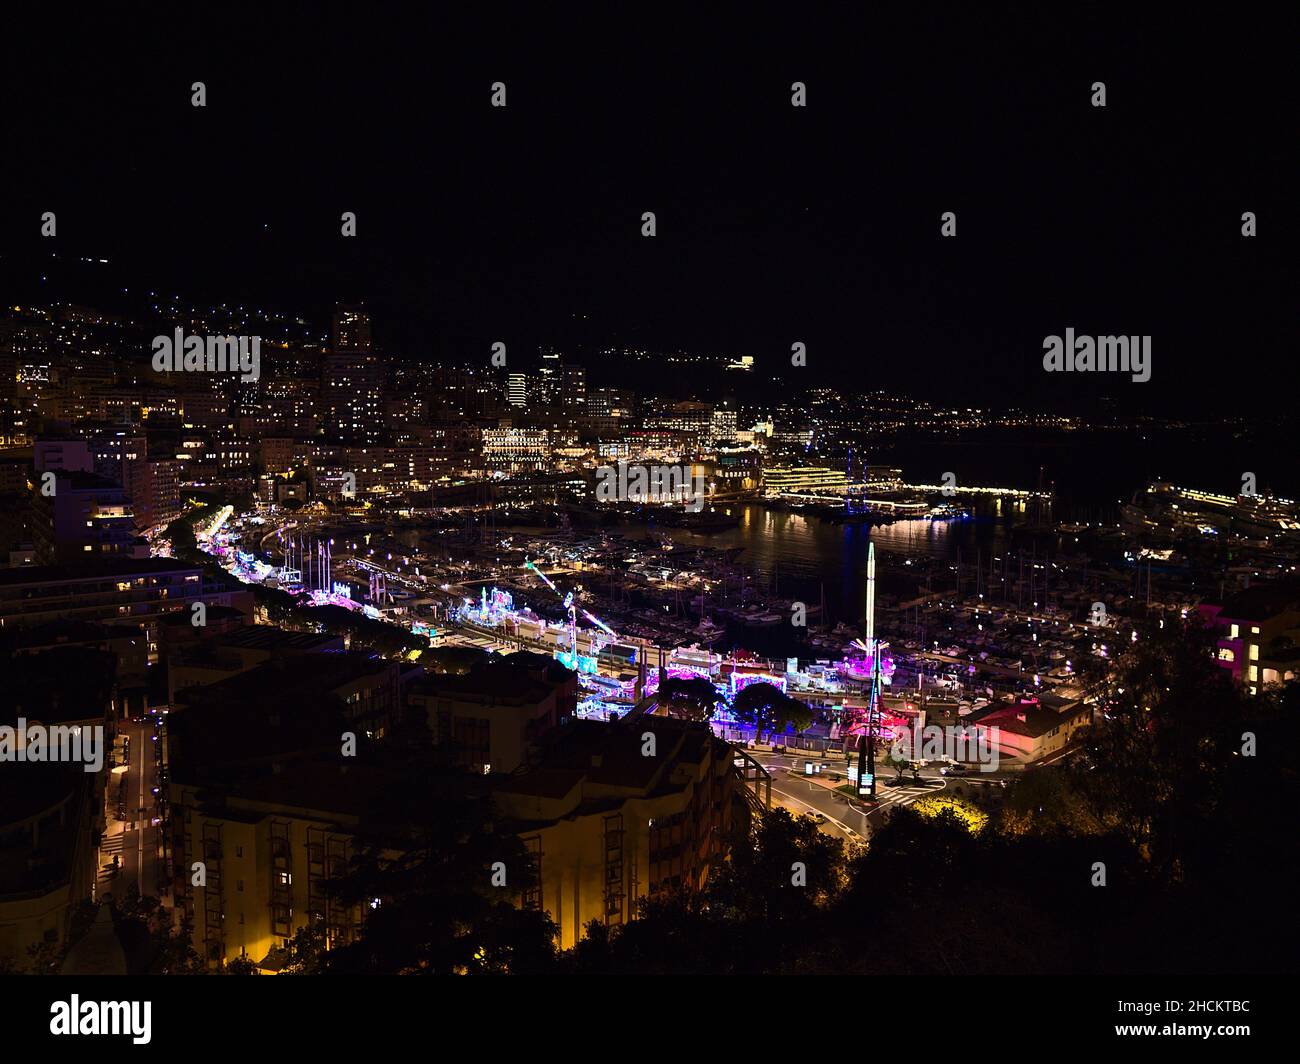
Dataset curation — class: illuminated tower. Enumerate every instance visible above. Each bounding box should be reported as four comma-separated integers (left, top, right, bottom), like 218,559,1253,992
856,541,882,799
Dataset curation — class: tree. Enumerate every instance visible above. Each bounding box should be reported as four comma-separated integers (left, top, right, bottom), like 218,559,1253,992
278,920,328,974
1069,617,1247,870
300,605,424,657
885,747,909,783
657,676,723,722
561,807,850,974
710,807,848,919
731,682,812,744
114,887,203,974
251,582,299,623
1000,763,1105,837
310,751,559,974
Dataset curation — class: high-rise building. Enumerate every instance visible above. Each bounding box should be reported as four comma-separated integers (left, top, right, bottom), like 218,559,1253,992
332,305,372,353
405,652,575,773
561,363,586,412
428,366,496,418
30,472,144,564
537,350,563,406
33,440,93,475
123,457,181,532
73,428,146,485
588,387,635,419
491,716,738,949
651,401,712,449
506,373,529,408
708,406,738,445
322,304,384,443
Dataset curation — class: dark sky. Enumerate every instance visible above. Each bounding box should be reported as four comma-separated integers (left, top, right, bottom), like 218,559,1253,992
1,6,1293,412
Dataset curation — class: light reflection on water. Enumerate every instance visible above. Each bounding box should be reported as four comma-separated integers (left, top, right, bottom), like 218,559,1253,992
616,500,1030,624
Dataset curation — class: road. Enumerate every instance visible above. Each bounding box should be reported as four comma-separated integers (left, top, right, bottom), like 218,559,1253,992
98,717,163,904
749,749,1008,842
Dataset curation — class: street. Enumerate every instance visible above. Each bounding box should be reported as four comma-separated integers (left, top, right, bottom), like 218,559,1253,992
98,716,164,904
748,749,1008,841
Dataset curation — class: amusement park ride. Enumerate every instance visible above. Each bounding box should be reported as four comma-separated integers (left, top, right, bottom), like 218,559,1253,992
457,560,626,676
854,542,886,800
452,550,909,739
214,513,904,746
524,559,619,657
209,510,909,746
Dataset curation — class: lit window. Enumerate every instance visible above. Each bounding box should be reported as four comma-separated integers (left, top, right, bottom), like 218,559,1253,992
1249,644,1259,661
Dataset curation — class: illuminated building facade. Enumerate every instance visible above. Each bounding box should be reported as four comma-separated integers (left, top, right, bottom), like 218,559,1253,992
492,717,738,949
0,558,252,663
481,427,550,473
30,472,144,564
123,456,181,530
506,373,529,408
761,466,847,497
1201,588,1300,694
322,305,384,444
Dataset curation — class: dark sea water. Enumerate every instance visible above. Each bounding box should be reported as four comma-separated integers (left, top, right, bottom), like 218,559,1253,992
618,502,1017,638
618,424,1297,633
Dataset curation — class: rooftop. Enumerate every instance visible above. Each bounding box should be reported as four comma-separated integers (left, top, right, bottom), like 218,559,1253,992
967,699,1088,739
1,645,118,724
0,556,202,588
1215,585,1300,622
496,716,720,799
217,625,344,652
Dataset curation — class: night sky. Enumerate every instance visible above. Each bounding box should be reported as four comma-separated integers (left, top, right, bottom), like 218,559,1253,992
1,7,1293,411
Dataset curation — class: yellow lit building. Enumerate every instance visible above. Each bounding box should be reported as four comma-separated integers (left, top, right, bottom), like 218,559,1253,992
492,717,740,949
171,764,369,971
